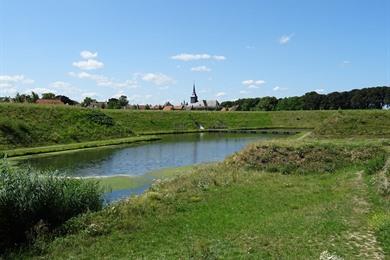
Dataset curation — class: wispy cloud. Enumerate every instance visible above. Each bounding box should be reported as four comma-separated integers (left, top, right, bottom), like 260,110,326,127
73,50,104,70
73,59,104,70
216,92,226,97
171,53,226,61
80,50,98,59
242,79,266,89
273,86,288,91
315,89,325,93
279,33,294,45
69,72,137,89
0,75,34,84
140,73,175,86
191,66,211,72
0,74,34,96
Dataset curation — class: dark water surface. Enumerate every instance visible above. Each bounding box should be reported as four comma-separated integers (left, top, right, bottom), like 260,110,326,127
18,133,281,177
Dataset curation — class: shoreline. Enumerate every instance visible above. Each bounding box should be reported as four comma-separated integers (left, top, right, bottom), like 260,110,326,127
3,128,304,159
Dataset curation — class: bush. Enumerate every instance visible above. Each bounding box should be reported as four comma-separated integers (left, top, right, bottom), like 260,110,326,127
85,110,115,126
0,159,103,252
227,141,386,175
365,154,386,175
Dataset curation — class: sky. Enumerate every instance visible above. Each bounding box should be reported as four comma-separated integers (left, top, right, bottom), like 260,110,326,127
0,0,389,104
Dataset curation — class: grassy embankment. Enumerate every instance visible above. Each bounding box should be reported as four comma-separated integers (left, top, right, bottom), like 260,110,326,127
11,139,389,259
2,104,390,258
0,103,330,152
1,103,389,156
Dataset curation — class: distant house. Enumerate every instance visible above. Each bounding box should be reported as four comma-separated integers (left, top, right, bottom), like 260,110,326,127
36,99,64,105
173,105,184,110
163,105,174,111
90,102,106,109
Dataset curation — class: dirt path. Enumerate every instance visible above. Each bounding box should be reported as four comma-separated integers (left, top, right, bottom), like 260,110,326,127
343,171,385,259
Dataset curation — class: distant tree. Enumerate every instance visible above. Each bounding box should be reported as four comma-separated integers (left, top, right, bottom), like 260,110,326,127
55,95,77,105
41,93,56,99
107,98,120,109
14,93,25,103
30,91,39,103
256,96,278,111
276,96,304,110
81,97,97,107
118,95,129,108
302,92,324,110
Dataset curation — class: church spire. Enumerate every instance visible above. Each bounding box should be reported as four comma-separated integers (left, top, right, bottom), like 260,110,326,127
192,82,197,95
190,82,198,104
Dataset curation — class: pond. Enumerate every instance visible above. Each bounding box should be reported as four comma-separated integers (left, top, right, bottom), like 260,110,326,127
16,132,285,202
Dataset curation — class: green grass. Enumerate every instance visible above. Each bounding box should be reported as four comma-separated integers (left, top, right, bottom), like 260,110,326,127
11,140,388,259
2,136,160,158
2,103,388,150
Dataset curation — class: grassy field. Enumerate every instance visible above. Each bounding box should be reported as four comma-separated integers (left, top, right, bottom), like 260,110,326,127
8,139,388,259
1,104,390,258
2,103,388,151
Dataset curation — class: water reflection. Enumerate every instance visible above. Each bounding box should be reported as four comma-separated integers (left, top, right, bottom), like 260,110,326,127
18,133,279,177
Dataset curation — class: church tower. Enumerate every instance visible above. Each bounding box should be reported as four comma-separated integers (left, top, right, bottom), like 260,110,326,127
190,83,198,103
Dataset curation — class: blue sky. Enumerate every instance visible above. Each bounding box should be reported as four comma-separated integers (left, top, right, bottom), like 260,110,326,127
0,0,389,104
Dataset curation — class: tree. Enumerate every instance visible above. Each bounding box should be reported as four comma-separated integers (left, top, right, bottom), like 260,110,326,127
30,92,39,103
256,96,278,111
42,93,56,99
81,97,97,107
107,98,120,109
118,95,129,108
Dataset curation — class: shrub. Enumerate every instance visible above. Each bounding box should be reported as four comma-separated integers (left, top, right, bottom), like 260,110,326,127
0,159,103,252
85,110,115,126
227,141,386,175
365,154,386,175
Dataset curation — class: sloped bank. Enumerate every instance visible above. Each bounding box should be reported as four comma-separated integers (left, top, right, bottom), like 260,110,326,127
9,140,389,259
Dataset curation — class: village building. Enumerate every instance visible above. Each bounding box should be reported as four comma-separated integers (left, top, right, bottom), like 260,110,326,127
187,84,220,110
36,99,64,105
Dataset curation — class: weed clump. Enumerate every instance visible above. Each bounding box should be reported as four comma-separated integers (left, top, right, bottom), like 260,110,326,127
0,159,103,252
227,141,386,174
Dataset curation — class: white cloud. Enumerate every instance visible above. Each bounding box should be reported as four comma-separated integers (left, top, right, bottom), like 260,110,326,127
0,74,34,84
242,79,266,89
141,73,175,86
273,86,288,91
0,74,35,96
50,81,81,95
315,89,325,93
80,50,98,59
279,34,294,45
191,66,211,72
69,72,137,89
72,59,104,70
216,92,226,97
171,53,226,61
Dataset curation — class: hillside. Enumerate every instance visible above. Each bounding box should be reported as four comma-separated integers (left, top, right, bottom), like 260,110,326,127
1,103,389,150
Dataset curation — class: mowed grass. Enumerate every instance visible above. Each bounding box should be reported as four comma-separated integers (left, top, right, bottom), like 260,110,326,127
3,102,388,150
15,141,388,259
21,168,380,259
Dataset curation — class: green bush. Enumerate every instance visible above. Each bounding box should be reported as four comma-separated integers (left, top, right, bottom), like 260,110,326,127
365,154,386,175
0,159,103,252
85,110,115,126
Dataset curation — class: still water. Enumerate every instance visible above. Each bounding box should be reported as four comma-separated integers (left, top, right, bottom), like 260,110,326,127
19,133,280,177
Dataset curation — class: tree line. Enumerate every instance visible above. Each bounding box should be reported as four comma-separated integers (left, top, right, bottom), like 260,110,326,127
221,86,390,111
